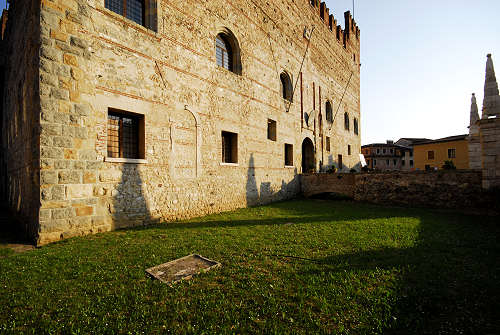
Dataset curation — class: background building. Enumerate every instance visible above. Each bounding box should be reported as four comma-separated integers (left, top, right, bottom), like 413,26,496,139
413,135,469,170
361,140,405,170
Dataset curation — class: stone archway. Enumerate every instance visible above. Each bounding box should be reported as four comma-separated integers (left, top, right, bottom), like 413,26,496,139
302,137,315,173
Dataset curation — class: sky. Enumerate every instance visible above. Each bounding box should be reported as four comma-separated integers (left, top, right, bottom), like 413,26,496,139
325,0,500,144
1,0,499,145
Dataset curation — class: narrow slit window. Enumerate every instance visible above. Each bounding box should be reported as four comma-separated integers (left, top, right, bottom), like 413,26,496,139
285,144,293,166
326,136,330,152
222,131,238,163
267,119,277,141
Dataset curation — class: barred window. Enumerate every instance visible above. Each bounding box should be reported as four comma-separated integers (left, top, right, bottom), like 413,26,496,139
215,30,241,75
105,0,157,31
216,34,232,71
107,110,143,159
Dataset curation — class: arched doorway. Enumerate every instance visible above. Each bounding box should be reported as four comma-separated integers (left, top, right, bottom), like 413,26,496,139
302,137,315,173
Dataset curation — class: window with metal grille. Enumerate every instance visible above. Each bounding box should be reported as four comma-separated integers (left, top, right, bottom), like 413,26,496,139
428,151,434,160
344,112,349,130
216,34,232,71
221,131,238,163
280,72,293,102
354,118,359,135
326,136,330,152
105,0,157,31
285,144,293,166
107,111,142,159
448,148,456,158
267,119,277,141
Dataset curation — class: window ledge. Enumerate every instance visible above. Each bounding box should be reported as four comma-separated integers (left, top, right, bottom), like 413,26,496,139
284,165,295,169
220,162,239,167
105,157,148,164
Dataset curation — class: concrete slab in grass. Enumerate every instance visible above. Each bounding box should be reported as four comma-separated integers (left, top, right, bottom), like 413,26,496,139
146,254,221,284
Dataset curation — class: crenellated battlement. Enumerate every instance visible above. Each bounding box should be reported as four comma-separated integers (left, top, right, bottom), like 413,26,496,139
307,1,360,50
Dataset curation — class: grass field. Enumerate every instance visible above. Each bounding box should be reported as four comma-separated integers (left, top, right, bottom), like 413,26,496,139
1,199,499,334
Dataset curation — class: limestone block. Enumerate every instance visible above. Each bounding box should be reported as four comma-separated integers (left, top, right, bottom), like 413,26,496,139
41,170,58,185
67,184,92,199
52,208,74,219
75,206,94,217
52,185,66,200
59,170,81,184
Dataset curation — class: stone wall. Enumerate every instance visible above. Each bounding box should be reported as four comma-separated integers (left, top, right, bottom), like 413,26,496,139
0,1,41,239
1,0,361,244
301,173,355,197
301,171,493,210
353,171,485,210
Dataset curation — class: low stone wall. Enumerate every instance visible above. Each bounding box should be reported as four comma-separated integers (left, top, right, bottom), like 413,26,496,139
354,171,485,209
301,173,356,198
301,170,497,211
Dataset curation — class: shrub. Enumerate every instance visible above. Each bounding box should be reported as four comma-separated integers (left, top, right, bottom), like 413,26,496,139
442,160,456,170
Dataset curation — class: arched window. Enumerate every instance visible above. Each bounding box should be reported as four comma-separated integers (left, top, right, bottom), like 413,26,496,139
325,101,333,123
354,118,359,135
215,29,241,74
280,72,293,102
344,112,350,131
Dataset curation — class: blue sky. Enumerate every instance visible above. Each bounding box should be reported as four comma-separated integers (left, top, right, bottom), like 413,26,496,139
2,0,499,144
326,0,500,144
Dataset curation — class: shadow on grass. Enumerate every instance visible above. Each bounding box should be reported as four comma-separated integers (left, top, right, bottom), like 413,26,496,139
300,212,500,334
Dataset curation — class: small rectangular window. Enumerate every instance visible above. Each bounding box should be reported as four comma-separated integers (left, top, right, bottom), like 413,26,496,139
410,160,414,166
383,149,386,154
448,148,456,159
386,159,389,165
338,154,343,169
376,149,380,154
374,159,377,166
222,131,238,163
393,159,397,165
267,119,277,141
402,160,406,166
348,145,351,155
326,137,330,152
285,144,293,166
107,109,144,159
428,151,435,160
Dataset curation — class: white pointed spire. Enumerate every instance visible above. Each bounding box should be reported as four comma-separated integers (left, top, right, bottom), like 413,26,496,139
482,54,500,118
484,54,499,97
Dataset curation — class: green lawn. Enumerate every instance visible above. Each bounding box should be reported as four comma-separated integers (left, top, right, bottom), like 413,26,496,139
1,200,499,334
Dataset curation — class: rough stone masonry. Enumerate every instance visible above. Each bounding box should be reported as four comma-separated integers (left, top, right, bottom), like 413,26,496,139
0,0,361,245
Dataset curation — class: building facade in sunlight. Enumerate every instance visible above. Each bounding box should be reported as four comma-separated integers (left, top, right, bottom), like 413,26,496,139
0,0,361,244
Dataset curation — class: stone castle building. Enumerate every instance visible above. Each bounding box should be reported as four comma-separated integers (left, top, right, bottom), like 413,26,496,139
0,0,361,244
